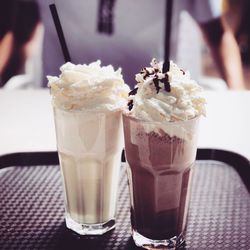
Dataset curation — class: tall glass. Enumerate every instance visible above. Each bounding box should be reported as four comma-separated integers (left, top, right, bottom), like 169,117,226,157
53,108,123,235
123,114,200,249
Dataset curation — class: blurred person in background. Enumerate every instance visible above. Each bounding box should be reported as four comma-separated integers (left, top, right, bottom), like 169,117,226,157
0,0,43,89
171,0,245,90
39,0,245,89
193,0,245,90
236,0,250,66
0,0,16,84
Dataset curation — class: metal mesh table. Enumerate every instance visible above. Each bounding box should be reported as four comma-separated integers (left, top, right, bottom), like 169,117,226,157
0,149,249,250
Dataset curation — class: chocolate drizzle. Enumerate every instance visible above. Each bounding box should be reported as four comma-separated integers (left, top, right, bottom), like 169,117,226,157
127,100,133,111
153,77,161,94
162,61,171,92
141,67,156,80
152,75,171,93
137,59,172,94
129,59,173,111
127,87,138,110
180,69,185,75
129,87,138,96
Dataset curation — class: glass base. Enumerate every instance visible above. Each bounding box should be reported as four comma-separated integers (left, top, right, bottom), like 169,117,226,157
132,230,185,249
65,214,115,235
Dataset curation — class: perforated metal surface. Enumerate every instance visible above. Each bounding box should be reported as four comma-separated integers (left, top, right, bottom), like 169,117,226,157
0,161,249,250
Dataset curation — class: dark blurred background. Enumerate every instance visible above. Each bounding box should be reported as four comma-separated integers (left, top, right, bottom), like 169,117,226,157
1,0,250,89
203,0,250,89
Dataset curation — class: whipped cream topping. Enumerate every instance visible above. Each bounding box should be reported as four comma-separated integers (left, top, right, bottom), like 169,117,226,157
126,59,206,140
127,59,206,122
48,61,130,112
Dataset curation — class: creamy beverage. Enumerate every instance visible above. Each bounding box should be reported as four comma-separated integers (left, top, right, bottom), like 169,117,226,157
55,109,123,225
123,59,205,248
48,61,129,235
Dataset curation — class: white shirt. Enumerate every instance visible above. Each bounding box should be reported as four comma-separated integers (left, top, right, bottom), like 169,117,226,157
39,0,222,87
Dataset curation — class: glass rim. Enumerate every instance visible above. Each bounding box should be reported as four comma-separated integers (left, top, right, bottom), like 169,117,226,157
53,106,123,115
122,112,201,126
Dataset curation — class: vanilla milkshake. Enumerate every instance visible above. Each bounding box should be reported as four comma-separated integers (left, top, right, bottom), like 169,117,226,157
48,61,129,235
123,59,206,248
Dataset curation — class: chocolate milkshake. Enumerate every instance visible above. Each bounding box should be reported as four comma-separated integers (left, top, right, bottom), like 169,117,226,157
48,61,130,235
123,59,205,248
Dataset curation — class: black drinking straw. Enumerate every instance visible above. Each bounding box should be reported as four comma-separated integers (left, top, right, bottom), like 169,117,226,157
49,4,71,62
163,0,173,73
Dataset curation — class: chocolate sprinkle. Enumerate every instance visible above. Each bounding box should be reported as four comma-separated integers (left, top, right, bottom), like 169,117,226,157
145,68,150,76
128,100,133,111
128,87,138,96
161,61,171,90
153,77,161,94
180,69,185,75
141,67,156,79
136,59,172,95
